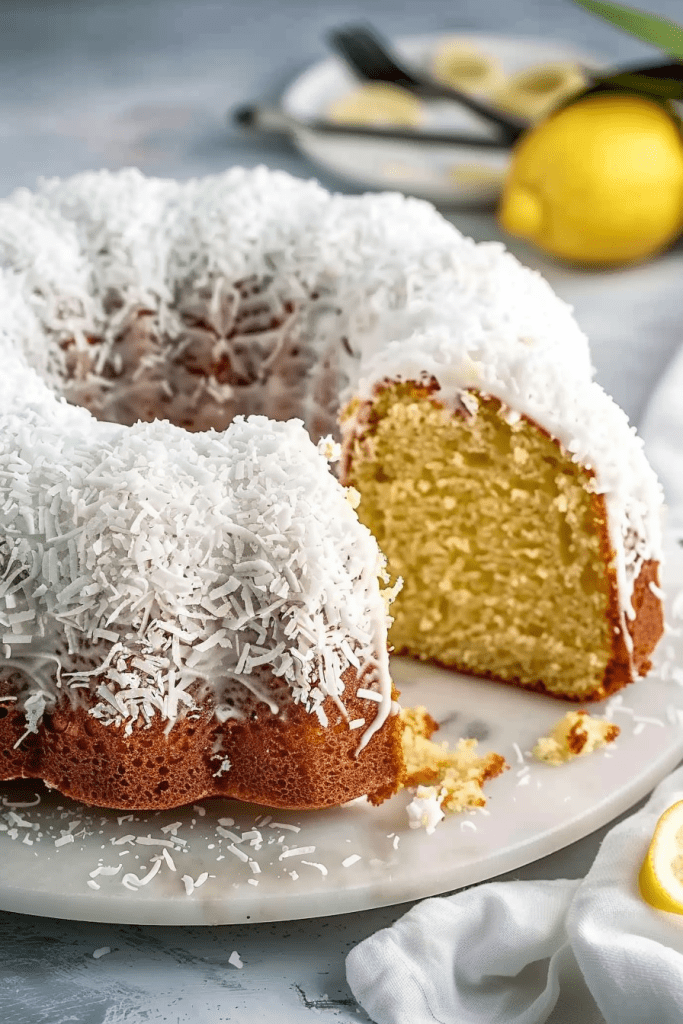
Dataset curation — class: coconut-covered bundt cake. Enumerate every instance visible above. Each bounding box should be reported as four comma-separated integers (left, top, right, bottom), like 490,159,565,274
0,166,663,812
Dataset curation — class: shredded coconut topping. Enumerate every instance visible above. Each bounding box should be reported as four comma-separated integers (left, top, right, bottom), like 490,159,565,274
0,165,661,747
0,167,407,748
0,409,393,743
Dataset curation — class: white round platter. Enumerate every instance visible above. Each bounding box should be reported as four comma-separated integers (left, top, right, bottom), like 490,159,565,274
1,531,682,926
282,33,607,205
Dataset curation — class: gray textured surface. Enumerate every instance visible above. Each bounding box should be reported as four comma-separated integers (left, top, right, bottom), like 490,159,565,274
1,0,683,1020
0,0,681,194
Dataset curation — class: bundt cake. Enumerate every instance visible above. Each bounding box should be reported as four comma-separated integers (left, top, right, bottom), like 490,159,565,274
0,166,663,812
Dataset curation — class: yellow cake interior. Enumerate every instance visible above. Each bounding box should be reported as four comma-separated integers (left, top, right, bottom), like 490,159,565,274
400,706,507,812
345,383,615,699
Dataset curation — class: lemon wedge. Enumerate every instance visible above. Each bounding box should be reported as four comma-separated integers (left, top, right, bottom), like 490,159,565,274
639,800,683,913
492,61,587,123
327,83,423,128
431,39,502,95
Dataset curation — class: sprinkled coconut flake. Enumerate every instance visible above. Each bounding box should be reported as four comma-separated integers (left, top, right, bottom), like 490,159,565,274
217,826,242,843
111,834,136,846
162,849,176,871
122,857,163,890
1,794,41,808
406,787,445,834
279,846,316,860
356,688,382,703
89,865,122,878
240,830,261,842
227,843,249,863
301,860,328,876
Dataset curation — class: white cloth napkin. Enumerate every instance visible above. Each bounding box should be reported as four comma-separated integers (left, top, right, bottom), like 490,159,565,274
347,764,683,1024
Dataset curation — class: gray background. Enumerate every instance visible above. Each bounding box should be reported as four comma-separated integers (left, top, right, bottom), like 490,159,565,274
1,1,683,1020
1,0,682,191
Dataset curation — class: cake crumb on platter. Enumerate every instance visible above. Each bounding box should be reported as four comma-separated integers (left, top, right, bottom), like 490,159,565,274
532,710,619,765
400,706,508,830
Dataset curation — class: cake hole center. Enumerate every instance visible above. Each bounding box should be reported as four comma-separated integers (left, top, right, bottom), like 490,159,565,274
56,275,344,441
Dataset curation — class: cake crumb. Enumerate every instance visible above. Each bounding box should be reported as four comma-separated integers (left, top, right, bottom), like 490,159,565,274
532,710,619,765
400,706,508,827
345,485,361,509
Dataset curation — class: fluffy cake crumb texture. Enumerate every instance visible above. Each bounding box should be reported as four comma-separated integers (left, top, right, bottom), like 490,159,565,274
400,706,508,826
532,710,620,765
344,383,664,701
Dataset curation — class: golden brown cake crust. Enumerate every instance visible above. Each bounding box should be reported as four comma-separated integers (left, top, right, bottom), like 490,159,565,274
0,669,405,811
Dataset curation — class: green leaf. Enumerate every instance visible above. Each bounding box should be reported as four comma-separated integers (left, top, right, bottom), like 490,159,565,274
572,0,683,59
590,61,683,98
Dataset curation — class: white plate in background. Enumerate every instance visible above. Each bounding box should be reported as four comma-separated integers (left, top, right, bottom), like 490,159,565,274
282,33,607,205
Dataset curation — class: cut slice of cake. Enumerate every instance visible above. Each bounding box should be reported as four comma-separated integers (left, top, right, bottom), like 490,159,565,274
342,328,664,702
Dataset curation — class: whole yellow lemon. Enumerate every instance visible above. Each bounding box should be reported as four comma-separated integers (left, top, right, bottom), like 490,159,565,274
499,92,683,266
